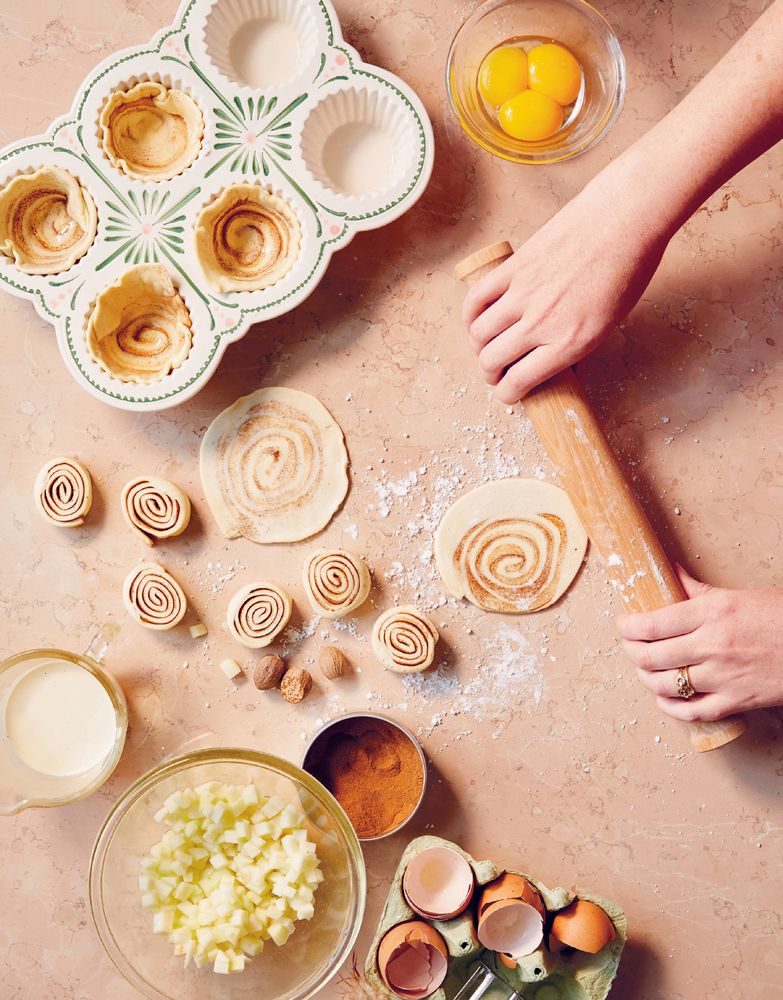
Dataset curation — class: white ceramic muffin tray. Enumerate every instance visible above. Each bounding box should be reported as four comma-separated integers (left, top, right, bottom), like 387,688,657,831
0,0,433,411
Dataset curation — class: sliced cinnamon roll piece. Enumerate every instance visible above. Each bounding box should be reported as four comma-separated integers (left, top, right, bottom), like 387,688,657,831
34,456,93,527
226,582,292,649
122,562,187,630
372,606,439,674
303,548,370,619
121,476,191,544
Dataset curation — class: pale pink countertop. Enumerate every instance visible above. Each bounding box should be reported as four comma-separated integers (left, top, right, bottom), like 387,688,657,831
1,1,782,998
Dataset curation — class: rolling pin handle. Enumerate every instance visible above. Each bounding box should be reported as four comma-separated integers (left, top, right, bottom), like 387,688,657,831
456,241,747,753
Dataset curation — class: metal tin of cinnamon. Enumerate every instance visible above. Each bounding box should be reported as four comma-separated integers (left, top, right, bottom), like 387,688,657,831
302,711,428,842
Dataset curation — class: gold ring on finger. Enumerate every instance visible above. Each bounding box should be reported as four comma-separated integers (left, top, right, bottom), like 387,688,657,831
676,666,696,700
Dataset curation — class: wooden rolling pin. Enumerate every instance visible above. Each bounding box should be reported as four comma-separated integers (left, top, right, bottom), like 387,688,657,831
457,241,746,752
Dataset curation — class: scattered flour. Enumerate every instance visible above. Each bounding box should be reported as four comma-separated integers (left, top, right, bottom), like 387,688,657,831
366,414,544,612
367,625,544,745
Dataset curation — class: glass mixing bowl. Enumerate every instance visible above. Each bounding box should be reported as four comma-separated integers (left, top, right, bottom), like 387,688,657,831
447,0,626,164
89,748,366,1000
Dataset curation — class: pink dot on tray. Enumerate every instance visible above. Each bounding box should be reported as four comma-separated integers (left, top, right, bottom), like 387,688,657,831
245,132,256,144
336,54,346,65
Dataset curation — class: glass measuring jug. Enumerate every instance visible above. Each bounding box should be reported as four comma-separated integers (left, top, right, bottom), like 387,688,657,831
0,624,127,814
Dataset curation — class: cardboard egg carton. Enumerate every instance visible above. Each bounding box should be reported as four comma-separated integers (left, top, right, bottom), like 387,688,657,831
0,0,433,411
366,836,626,1000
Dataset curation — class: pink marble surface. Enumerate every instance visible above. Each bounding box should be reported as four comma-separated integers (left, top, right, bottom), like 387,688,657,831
1,1,782,998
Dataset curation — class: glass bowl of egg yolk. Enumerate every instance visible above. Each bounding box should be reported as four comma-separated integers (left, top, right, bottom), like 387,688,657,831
447,0,626,164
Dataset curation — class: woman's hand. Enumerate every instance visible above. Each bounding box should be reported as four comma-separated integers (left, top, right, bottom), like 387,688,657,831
462,169,670,404
617,565,783,722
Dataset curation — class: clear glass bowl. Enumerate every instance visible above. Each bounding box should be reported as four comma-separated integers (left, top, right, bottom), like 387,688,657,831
447,0,626,164
89,748,366,1000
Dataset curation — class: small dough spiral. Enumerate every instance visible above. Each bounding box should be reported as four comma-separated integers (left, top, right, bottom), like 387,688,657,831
227,582,292,649
87,263,192,384
303,548,371,619
195,184,300,292
100,82,204,181
0,167,97,275
34,456,93,527
121,476,191,544
435,479,588,614
371,606,439,674
122,562,187,630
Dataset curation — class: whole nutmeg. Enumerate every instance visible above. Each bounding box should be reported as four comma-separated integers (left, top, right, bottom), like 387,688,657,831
319,645,349,680
253,654,286,691
280,667,313,704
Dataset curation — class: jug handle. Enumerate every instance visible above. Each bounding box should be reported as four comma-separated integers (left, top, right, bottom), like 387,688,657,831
84,622,120,664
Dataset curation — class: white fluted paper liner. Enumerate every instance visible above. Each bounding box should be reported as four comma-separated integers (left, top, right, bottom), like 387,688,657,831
300,86,420,210
203,0,320,89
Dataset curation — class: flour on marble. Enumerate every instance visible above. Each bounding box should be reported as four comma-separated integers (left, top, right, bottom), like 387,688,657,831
367,414,541,612
367,624,544,745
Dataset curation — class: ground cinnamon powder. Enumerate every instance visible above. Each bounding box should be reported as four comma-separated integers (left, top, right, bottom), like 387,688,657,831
307,717,424,838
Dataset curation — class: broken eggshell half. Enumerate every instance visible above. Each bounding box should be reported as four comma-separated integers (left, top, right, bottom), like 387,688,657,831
478,872,545,919
550,898,616,954
378,920,449,999
478,897,545,959
402,845,475,920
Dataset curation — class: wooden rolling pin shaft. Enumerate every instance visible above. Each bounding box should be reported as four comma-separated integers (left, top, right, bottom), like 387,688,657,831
457,241,746,752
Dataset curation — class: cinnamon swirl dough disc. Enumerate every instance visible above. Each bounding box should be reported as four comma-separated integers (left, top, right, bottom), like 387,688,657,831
200,387,349,544
435,479,588,614
100,82,203,181
226,582,292,649
195,184,300,292
371,606,439,673
303,548,371,619
34,456,92,527
121,476,191,544
122,562,187,630
87,264,192,383
0,167,97,274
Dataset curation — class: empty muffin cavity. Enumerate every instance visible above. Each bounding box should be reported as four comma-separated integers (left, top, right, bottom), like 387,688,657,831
0,167,98,275
301,88,418,201
204,0,318,88
195,184,301,293
86,264,193,383
99,81,204,181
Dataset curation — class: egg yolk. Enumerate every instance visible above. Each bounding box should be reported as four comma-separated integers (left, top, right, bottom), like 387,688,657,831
527,43,582,106
498,90,564,142
478,46,529,108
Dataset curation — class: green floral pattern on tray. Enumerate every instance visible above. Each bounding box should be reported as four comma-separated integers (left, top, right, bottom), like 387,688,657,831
0,0,433,410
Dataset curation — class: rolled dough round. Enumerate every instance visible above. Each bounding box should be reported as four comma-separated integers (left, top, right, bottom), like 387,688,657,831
200,387,349,544
435,478,587,613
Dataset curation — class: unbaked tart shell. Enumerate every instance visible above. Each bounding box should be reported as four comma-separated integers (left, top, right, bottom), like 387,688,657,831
86,263,193,384
0,166,97,275
99,81,204,181
195,184,301,293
